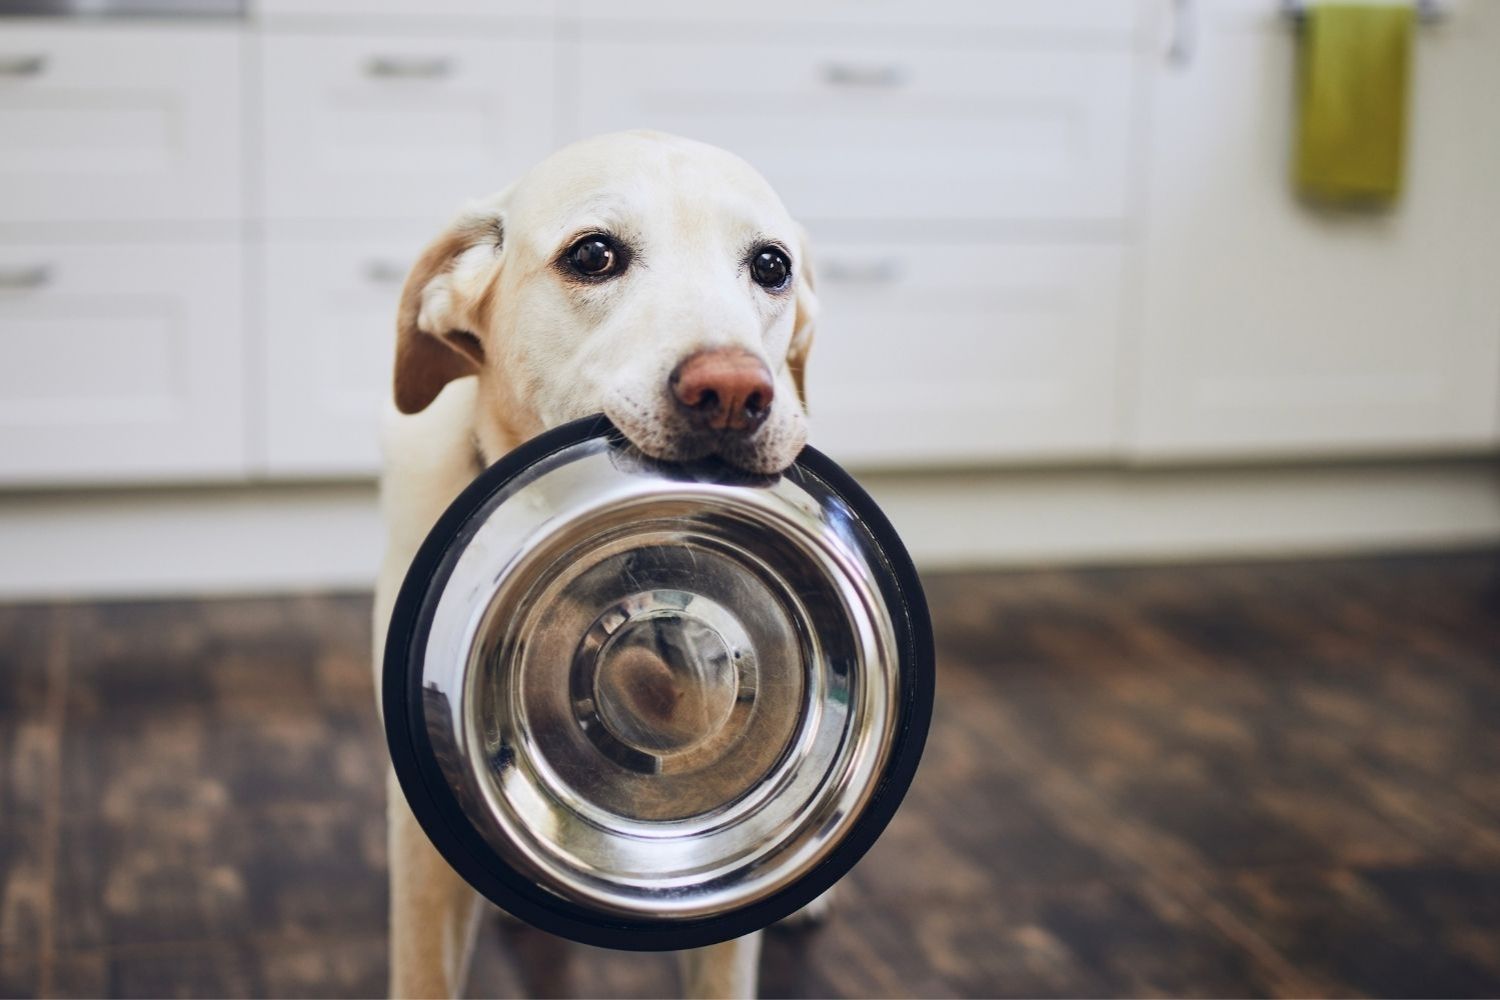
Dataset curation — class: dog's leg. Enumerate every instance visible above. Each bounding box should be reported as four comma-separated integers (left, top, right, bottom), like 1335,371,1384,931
677,932,762,1000
776,887,834,929
387,771,485,999
375,381,502,999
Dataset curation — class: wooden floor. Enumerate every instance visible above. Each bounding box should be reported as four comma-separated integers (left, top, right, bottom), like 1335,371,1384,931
2,550,1499,998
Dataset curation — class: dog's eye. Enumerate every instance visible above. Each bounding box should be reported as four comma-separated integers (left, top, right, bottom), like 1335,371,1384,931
750,248,791,290
567,236,623,278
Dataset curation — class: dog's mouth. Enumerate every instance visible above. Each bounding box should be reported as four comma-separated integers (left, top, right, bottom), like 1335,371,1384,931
602,399,806,476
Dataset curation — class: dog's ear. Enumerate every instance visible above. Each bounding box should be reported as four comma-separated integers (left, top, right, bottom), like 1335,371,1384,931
393,199,508,415
787,222,818,405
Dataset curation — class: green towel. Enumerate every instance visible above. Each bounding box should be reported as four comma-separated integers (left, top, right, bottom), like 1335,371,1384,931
1294,2,1414,205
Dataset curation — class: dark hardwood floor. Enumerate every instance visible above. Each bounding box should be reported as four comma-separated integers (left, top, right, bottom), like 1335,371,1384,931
2,550,1499,998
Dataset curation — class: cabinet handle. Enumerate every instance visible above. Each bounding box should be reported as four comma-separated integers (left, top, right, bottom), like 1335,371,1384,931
0,264,51,290
821,259,902,285
821,62,906,89
0,54,46,77
364,260,408,285
364,55,454,80
1166,0,1196,68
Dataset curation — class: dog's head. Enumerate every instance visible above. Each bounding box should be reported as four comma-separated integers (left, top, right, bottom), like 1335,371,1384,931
392,131,817,474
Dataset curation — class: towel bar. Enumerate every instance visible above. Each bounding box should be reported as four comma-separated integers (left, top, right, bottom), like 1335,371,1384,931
1281,0,1445,22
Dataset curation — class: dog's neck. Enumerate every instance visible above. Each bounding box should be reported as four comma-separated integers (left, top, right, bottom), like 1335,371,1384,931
472,427,516,471
470,411,525,471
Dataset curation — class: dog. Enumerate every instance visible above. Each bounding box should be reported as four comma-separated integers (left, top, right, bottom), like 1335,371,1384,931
372,130,819,999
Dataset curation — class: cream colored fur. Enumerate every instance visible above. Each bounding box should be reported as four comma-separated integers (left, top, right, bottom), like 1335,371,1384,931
374,132,820,999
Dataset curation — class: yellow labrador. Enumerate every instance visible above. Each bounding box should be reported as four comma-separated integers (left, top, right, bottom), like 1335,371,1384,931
373,131,819,999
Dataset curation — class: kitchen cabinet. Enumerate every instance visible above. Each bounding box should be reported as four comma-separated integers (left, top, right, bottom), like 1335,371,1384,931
1132,1,1500,458
806,242,1126,464
260,236,425,476
258,32,555,223
256,0,551,19
0,242,246,484
571,36,1138,225
7,0,1498,488
0,25,242,224
574,0,1139,38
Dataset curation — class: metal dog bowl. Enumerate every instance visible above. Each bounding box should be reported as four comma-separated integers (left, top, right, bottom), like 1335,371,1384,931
384,415,933,950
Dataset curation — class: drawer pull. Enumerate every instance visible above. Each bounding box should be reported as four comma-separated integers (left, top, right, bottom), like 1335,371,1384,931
821,259,902,286
1166,0,1196,67
0,264,51,290
364,260,408,285
0,54,46,77
821,62,906,89
365,55,454,80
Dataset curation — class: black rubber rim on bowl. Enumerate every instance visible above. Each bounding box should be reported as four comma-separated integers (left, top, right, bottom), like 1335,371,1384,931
383,414,934,952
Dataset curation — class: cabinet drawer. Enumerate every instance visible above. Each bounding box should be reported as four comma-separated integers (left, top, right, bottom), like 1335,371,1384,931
572,39,1136,224
576,0,1140,37
0,26,243,224
803,242,1125,466
0,243,247,485
259,33,554,222
255,0,552,19
260,236,424,475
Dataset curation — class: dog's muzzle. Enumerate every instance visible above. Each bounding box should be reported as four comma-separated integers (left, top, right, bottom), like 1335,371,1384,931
383,415,933,951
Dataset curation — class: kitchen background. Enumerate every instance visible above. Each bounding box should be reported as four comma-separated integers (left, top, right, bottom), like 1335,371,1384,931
2,1,1500,998
2,0,1498,593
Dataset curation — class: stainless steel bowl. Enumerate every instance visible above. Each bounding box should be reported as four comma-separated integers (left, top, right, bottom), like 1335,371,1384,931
384,415,932,950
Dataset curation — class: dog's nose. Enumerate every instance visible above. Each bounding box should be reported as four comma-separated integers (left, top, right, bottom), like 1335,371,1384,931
670,348,775,433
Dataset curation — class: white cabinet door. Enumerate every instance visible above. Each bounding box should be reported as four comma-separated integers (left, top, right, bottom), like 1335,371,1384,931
804,242,1125,466
1132,2,1500,459
571,37,1137,225
0,25,243,224
255,0,551,19
575,0,1139,37
259,33,554,223
260,237,425,476
0,243,246,485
